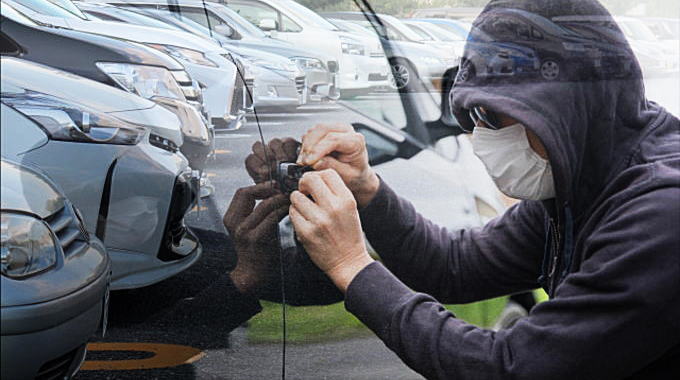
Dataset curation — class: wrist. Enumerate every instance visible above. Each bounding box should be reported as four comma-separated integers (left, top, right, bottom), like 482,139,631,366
326,252,374,294
354,171,380,209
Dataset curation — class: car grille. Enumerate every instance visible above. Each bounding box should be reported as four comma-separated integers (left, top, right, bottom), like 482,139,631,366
244,77,254,109
45,204,89,258
295,76,306,95
231,75,245,115
157,171,198,261
35,347,79,380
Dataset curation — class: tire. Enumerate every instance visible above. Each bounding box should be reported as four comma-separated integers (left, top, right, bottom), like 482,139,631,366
492,301,529,331
389,58,416,92
540,58,561,81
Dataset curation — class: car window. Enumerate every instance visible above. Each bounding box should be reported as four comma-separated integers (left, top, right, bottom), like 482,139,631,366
212,5,268,38
1,2,38,26
406,23,435,40
229,1,280,30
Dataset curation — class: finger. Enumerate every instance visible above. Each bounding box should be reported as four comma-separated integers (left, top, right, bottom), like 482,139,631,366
299,124,353,164
289,190,324,224
245,154,269,183
268,138,290,162
298,172,335,208
289,205,314,241
282,138,301,162
304,132,365,166
223,182,279,233
312,155,351,174
239,194,290,232
317,169,354,200
250,205,290,242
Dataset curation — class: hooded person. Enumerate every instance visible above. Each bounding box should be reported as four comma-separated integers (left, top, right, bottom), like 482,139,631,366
278,0,680,378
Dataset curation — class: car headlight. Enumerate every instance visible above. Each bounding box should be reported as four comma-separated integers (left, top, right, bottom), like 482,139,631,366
242,55,296,72
1,212,58,278
2,91,145,145
340,37,365,56
148,44,218,68
96,62,185,100
291,57,325,71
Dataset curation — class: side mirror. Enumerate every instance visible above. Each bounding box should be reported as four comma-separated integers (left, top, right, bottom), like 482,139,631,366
259,18,277,31
352,123,421,166
214,23,235,38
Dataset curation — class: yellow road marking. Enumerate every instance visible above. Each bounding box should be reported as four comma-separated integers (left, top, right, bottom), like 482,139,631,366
82,343,205,371
213,149,231,154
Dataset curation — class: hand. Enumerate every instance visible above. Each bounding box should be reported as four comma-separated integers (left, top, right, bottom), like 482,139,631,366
289,170,374,293
245,138,300,184
223,182,289,296
297,124,379,208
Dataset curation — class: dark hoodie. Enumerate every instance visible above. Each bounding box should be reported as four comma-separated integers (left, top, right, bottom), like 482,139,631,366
344,0,680,378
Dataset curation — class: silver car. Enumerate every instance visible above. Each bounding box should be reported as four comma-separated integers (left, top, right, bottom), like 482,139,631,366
1,159,111,379
1,84,202,290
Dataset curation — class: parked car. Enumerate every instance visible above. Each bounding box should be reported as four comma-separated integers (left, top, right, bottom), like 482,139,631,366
412,17,472,40
324,12,455,91
402,19,467,57
78,1,307,110
1,1,215,171
222,0,387,97
97,0,340,103
1,77,202,290
1,158,110,379
614,16,678,76
7,0,246,133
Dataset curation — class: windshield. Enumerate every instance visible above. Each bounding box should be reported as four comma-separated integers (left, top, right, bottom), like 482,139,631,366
417,22,464,41
405,23,435,40
381,14,426,41
212,5,267,38
1,2,38,25
10,0,87,20
278,0,339,31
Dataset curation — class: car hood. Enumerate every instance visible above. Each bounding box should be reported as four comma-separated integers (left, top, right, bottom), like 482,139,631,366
232,38,334,63
0,159,64,219
1,57,156,113
64,18,223,53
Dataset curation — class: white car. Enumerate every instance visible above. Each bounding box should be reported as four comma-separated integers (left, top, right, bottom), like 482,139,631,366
1,78,202,290
615,16,679,76
325,12,456,91
9,0,248,131
402,19,467,58
224,0,390,97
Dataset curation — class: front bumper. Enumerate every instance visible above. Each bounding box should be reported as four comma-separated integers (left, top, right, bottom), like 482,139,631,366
107,167,202,290
253,67,305,109
152,96,214,171
1,245,110,379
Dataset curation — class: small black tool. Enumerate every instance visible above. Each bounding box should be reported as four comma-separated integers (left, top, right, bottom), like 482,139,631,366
276,162,313,194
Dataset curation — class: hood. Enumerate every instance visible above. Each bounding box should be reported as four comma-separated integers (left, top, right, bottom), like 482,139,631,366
64,18,223,53
1,57,156,113
0,160,64,219
451,0,660,216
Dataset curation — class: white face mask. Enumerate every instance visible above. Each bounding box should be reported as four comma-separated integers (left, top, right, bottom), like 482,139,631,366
471,123,556,200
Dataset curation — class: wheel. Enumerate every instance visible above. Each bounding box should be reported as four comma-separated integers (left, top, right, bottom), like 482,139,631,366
492,301,528,331
540,59,561,81
389,59,414,91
